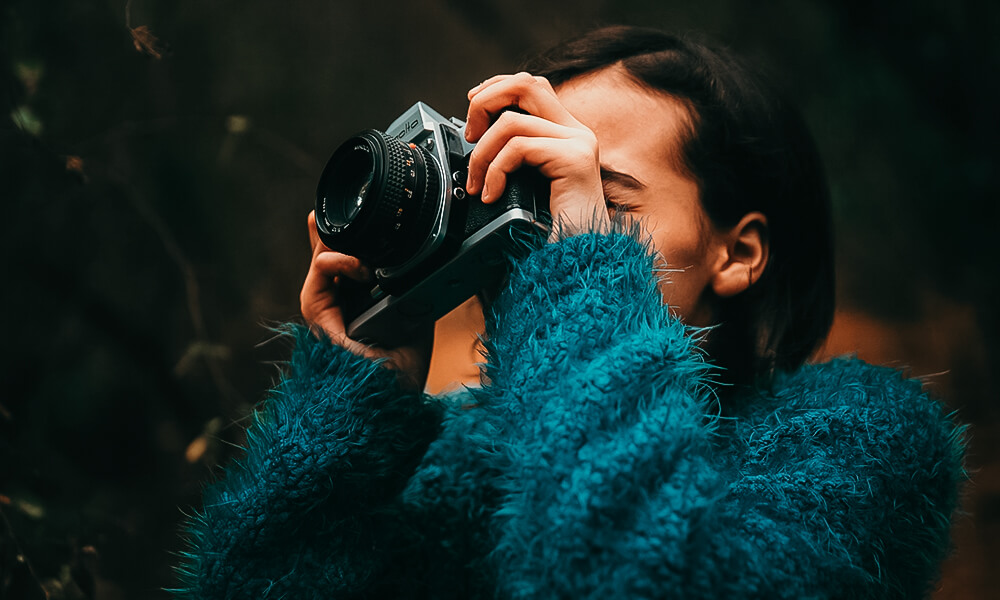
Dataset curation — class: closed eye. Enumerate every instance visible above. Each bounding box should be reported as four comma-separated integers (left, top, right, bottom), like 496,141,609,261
604,195,631,213
600,167,643,214
600,167,645,191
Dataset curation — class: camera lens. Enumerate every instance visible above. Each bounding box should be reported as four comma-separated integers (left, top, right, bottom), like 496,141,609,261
316,130,442,267
324,150,372,228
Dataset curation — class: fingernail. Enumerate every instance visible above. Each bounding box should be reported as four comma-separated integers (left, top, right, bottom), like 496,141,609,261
482,183,490,202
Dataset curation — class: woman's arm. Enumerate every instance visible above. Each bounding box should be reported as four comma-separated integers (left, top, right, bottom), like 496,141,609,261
173,327,443,597
481,231,965,599
173,211,441,598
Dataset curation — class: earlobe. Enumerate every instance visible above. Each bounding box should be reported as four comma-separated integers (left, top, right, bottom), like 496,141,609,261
711,212,769,298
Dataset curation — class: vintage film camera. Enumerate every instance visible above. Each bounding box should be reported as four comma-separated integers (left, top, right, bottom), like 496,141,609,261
315,102,550,345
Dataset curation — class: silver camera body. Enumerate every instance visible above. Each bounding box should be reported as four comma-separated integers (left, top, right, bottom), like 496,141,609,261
315,102,549,345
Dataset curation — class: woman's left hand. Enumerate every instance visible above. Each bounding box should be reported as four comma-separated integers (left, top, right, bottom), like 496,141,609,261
464,72,610,236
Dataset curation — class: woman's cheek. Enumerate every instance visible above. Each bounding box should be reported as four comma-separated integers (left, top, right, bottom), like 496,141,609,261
648,220,715,323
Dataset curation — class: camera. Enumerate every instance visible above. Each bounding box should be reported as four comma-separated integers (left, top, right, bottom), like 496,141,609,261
315,102,550,345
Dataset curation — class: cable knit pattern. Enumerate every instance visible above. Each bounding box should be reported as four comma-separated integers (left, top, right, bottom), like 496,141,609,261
174,233,965,599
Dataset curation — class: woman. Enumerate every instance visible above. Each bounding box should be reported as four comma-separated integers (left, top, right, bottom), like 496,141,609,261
175,27,964,599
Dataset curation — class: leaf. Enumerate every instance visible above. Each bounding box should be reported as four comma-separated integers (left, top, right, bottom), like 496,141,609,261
65,155,85,180
10,105,43,136
14,61,43,97
129,25,167,60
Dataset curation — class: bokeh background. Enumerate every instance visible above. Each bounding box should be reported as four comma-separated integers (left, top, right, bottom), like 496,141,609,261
1,0,996,597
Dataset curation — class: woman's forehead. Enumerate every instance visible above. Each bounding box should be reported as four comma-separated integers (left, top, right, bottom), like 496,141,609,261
556,68,692,182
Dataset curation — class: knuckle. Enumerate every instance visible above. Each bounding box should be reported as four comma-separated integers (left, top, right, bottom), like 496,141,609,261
495,110,518,127
514,71,535,83
505,136,527,156
566,143,594,166
486,157,509,180
576,130,600,156
533,75,554,91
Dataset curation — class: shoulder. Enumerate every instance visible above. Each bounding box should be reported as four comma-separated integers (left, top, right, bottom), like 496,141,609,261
723,358,966,596
763,358,964,453
773,357,928,409
734,357,965,461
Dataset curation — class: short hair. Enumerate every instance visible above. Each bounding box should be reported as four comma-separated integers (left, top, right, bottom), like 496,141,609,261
522,26,835,385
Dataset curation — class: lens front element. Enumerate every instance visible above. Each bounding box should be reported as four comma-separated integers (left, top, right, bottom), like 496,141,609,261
322,143,374,228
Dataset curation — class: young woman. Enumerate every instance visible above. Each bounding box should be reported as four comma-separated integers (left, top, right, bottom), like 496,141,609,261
175,27,964,599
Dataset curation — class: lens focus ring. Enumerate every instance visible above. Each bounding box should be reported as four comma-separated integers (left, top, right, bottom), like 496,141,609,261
382,139,421,233
377,136,441,264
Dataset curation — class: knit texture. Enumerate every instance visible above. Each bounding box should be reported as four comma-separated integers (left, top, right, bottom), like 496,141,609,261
173,232,965,599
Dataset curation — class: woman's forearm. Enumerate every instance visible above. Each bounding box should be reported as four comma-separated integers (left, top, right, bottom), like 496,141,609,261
175,326,443,597
481,232,964,598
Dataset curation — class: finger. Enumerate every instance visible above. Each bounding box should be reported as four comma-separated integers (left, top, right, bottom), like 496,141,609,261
468,72,557,100
301,251,367,321
309,211,344,261
300,258,342,327
465,73,574,142
481,136,599,203
465,72,565,141
467,74,517,99
313,251,370,282
466,111,579,196
308,211,321,254
479,138,535,203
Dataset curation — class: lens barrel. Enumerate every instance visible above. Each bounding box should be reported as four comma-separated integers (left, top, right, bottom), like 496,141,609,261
316,129,442,266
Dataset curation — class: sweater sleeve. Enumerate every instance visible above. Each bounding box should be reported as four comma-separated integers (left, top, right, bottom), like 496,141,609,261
481,232,965,599
173,326,444,598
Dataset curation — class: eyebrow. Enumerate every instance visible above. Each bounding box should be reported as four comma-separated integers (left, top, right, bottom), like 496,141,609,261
600,167,645,190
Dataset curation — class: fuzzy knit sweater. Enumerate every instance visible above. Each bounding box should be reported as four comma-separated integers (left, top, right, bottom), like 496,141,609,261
174,232,965,599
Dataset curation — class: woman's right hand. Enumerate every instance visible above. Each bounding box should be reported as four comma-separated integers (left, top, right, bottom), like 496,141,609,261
301,211,433,390
464,72,611,237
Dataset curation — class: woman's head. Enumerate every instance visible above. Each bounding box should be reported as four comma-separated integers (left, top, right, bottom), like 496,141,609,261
524,26,835,384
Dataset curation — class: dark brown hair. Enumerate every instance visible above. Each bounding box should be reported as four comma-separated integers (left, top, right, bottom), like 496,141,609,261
523,26,835,385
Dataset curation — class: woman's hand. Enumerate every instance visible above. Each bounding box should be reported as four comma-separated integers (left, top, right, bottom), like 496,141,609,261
301,211,433,390
464,72,610,236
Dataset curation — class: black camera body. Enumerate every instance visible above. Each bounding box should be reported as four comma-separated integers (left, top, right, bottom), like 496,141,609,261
315,102,549,345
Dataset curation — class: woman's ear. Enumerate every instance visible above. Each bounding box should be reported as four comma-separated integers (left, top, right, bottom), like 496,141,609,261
710,212,769,298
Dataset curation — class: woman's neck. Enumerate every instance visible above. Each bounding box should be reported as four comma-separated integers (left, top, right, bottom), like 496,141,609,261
424,296,486,395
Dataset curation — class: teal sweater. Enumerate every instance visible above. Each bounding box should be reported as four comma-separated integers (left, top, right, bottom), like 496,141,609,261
174,233,965,599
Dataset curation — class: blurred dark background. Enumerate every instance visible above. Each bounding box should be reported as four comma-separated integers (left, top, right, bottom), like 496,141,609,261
1,0,996,597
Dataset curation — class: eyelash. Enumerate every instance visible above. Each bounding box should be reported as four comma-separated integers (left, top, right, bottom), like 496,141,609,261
602,182,634,214
604,196,631,213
